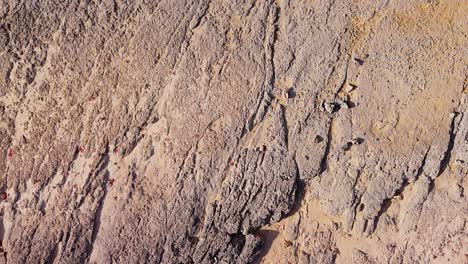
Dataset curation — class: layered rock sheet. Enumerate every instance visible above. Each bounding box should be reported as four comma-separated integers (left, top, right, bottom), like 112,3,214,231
0,0,466,263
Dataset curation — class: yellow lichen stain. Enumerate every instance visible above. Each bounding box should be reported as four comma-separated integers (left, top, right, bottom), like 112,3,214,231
230,14,242,28
226,30,237,50
275,78,294,90
271,78,295,106
225,14,243,51
274,96,288,106
393,1,467,34
243,112,275,150
349,12,385,52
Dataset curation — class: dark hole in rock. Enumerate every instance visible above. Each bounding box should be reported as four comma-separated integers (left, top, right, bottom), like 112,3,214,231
189,236,199,244
314,135,323,143
287,88,296,98
342,142,353,151
346,101,356,108
353,58,364,65
358,204,365,211
353,137,365,145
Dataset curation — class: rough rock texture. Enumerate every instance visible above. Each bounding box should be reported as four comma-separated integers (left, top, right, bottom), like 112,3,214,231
0,0,467,263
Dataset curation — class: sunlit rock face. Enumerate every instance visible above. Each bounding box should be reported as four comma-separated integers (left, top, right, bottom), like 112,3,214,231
0,1,466,263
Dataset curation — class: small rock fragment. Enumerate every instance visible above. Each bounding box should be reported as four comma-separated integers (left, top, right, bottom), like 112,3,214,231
323,102,337,114
346,83,358,93
335,98,349,109
323,96,352,113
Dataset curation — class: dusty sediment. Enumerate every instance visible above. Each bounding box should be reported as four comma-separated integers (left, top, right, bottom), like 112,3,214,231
0,0,467,263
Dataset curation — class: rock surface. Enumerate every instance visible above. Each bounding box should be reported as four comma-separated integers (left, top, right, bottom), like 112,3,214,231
0,0,467,263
